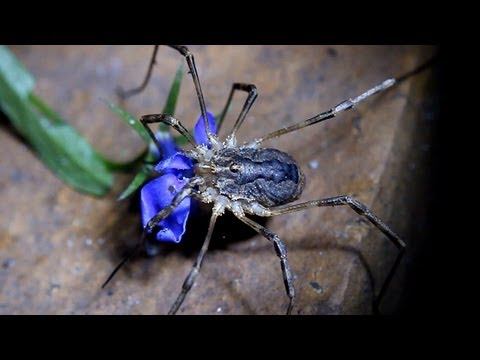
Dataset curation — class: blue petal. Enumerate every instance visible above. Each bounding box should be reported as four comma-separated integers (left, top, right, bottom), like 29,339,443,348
194,111,217,146
150,132,179,160
155,152,193,176
140,173,191,243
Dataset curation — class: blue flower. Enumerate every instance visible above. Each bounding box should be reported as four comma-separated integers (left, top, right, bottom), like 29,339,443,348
140,112,217,243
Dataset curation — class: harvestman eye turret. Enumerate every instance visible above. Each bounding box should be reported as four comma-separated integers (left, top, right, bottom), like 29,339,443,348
103,45,436,315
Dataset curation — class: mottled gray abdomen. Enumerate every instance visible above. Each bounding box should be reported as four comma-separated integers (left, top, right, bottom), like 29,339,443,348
211,147,305,207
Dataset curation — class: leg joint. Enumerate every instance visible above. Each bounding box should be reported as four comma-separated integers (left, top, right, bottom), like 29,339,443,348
273,238,287,258
346,197,370,215
182,268,198,291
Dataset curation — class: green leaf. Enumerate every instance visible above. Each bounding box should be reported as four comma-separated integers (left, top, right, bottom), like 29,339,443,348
155,60,184,134
165,61,189,146
100,150,146,172
0,45,34,97
163,60,184,116
106,60,186,148
112,60,186,199
31,94,143,173
102,99,152,144
0,45,114,196
117,150,158,200
117,165,151,201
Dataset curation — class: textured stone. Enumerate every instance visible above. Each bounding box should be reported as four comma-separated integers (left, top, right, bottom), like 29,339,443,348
0,45,437,314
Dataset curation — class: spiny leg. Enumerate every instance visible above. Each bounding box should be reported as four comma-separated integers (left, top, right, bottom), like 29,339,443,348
266,195,406,313
236,215,296,315
101,177,203,289
117,45,160,99
167,45,214,143
249,55,437,146
169,212,218,315
146,177,203,229
117,45,214,143
251,78,396,145
215,83,257,140
140,113,197,149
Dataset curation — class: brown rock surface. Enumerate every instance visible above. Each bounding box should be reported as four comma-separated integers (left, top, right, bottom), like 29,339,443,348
0,45,437,314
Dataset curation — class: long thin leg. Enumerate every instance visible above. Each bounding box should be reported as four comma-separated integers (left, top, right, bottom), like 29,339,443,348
236,215,296,315
115,45,212,139
167,45,215,144
217,83,257,142
168,212,218,315
101,242,141,289
140,113,197,149
250,78,396,145
145,177,203,230
266,195,406,313
101,177,203,289
117,45,160,99
250,55,437,146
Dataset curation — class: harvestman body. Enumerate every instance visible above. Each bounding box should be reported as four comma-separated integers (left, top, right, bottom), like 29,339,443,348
104,45,434,314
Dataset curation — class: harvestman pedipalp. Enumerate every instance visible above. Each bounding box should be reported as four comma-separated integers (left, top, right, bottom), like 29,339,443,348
104,45,436,315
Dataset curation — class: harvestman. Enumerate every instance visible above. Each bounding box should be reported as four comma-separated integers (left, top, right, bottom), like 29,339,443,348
104,45,434,314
